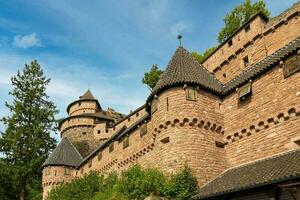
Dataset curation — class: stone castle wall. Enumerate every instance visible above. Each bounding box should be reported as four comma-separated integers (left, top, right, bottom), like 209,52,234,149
202,4,300,83
68,101,98,116
42,5,300,199
42,166,76,200
223,61,300,167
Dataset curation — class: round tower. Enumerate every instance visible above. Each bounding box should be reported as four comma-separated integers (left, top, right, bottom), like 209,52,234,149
146,46,227,186
59,90,117,157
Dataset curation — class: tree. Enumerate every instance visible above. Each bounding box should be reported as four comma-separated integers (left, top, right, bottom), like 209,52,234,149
0,60,58,200
218,0,270,43
191,46,217,63
142,64,163,90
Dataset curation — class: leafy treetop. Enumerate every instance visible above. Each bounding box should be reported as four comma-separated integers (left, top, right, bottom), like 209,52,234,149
142,64,163,90
0,60,58,200
218,0,270,43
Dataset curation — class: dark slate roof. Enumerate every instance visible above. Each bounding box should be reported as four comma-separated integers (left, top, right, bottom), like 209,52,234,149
79,113,150,166
66,90,102,113
80,89,95,100
148,46,223,102
193,149,300,199
223,36,300,94
147,36,300,103
42,137,83,168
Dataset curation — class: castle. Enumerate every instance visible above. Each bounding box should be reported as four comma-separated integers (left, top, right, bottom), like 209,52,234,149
42,2,300,200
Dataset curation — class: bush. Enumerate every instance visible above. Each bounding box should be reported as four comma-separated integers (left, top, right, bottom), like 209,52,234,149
166,165,198,200
118,165,167,199
46,165,198,200
46,171,102,200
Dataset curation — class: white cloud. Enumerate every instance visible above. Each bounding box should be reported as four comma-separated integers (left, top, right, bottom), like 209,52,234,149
12,33,41,49
170,21,192,37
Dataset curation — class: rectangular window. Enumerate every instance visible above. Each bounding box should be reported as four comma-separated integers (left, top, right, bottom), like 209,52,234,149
228,39,233,47
186,87,197,101
109,143,114,152
237,82,252,101
88,160,92,168
98,151,102,161
283,54,300,78
64,167,70,175
123,136,129,149
140,124,147,137
243,56,249,67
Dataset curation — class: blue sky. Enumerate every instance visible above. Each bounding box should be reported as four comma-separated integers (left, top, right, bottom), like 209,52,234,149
0,0,298,137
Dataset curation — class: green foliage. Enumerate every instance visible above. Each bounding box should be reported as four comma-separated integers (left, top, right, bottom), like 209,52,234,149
142,64,163,90
118,165,167,199
0,60,58,200
47,171,102,200
166,165,198,200
47,165,198,200
218,0,270,43
191,46,217,63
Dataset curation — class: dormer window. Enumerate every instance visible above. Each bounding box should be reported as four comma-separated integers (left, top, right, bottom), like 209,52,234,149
283,54,300,78
186,87,197,101
237,82,252,101
228,39,233,47
243,56,249,67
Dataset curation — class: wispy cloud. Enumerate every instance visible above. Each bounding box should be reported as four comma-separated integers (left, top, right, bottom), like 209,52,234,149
12,33,41,49
170,21,192,37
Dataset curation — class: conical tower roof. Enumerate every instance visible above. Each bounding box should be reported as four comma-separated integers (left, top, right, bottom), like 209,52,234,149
148,46,223,101
67,89,102,113
80,89,95,100
42,137,83,168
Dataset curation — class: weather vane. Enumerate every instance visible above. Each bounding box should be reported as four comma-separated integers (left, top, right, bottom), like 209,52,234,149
177,35,182,46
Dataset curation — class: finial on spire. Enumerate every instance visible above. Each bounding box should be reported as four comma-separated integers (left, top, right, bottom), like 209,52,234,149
177,35,182,46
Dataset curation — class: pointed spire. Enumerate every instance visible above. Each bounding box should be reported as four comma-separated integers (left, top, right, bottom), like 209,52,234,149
79,89,95,100
148,46,223,101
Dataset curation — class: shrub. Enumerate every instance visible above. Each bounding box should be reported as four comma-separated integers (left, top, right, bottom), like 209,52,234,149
166,165,198,200
46,165,198,200
118,165,167,199
46,171,102,200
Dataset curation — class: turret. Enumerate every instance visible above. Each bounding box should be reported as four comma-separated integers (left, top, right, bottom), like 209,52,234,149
42,137,82,199
146,45,227,186
59,90,122,157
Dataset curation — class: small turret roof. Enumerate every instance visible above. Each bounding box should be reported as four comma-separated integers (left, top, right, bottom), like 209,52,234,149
148,46,223,102
66,89,102,113
79,89,95,100
42,137,83,168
